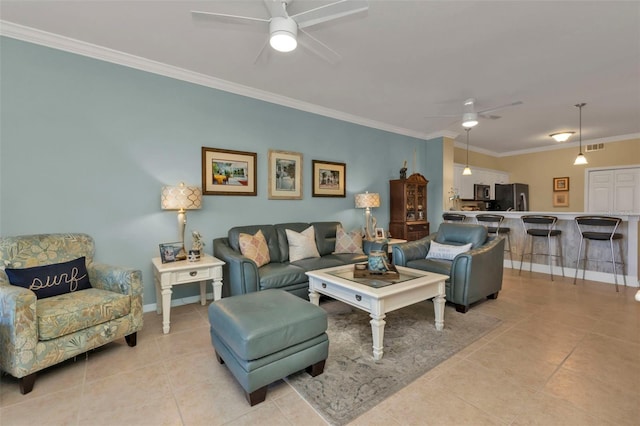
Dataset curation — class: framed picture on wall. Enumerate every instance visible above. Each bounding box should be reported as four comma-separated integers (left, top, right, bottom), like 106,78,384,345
201,147,257,196
553,177,570,191
312,160,346,197
268,150,303,199
553,192,569,207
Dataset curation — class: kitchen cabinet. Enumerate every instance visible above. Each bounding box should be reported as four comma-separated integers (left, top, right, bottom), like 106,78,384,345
453,164,509,200
389,173,429,241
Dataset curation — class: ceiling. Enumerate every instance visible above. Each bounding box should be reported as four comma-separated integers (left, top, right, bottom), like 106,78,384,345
1,0,639,155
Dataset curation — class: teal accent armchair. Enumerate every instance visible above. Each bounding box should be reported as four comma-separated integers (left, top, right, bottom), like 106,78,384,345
393,223,505,313
0,233,143,394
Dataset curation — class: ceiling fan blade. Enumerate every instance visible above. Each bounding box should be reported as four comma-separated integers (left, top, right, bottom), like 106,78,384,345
477,100,523,115
252,39,272,65
478,113,501,120
292,0,369,29
191,10,270,26
298,28,341,64
425,114,460,118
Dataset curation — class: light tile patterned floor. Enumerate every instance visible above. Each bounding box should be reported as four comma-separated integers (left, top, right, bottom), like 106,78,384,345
1,269,638,425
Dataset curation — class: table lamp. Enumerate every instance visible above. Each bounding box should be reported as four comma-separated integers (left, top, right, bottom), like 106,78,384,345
161,182,202,260
355,191,381,240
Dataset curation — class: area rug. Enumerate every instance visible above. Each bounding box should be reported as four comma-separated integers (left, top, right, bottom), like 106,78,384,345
286,300,502,425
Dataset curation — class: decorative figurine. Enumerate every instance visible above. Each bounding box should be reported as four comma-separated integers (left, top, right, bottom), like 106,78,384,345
190,231,204,261
399,160,408,180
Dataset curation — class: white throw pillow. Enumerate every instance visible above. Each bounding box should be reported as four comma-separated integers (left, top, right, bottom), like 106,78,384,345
426,241,472,261
286,226,321,262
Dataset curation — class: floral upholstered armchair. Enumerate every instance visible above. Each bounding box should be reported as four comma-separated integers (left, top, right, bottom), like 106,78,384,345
0,233,143,394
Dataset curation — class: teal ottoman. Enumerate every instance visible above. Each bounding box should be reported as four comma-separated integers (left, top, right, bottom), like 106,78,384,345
208,289,329,406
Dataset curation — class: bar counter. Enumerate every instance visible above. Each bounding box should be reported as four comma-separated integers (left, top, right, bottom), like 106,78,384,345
450,211,639,288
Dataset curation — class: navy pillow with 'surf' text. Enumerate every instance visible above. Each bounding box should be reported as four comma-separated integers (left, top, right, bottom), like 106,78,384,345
6,256,92,299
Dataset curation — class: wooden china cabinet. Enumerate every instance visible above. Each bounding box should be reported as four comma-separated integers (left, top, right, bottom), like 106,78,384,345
389,173,429,241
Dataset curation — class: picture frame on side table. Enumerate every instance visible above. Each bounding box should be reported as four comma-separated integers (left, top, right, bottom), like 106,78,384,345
268,150,303,199
553,177,569,191
312,160,346,197
553,192,569,207
159,242,184,264
375,228,385,239
202,147,257,196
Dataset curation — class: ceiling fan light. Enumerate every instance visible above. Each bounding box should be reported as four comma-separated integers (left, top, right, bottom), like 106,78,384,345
270,17,297,52
462,112,478,128
550,132,574,142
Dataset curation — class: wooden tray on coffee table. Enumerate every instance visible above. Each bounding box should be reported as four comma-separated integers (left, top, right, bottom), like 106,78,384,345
353,262,400,280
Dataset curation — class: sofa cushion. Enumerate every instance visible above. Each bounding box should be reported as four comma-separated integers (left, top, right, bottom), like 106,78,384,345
426,241,472,260
258,263,309,290
406,258,453,277
435,223,488,249
6,256,92,299
333,226,364,254
238,230,271,267
286,226,321,262
37,288,131,340
312,221,341,256
291,256,345,271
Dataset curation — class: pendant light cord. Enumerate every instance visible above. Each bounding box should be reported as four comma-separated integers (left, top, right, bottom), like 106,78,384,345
466,128,470,165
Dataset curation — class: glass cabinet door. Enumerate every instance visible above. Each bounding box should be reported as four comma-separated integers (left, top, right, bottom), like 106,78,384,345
406,184,416,220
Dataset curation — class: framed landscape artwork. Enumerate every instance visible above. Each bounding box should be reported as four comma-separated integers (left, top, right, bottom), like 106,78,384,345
312,160,346,197
202,147,257,196
553,192,569,207
553,177,569,191
268,150,303,199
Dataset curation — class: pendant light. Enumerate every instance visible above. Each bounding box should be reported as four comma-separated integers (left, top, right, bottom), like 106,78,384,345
573,103,588,165
462,128,472,175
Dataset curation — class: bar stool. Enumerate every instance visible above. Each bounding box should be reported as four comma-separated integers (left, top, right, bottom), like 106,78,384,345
442,213,466,222
574,216,626,292
519,215,565,281
476,214,514,268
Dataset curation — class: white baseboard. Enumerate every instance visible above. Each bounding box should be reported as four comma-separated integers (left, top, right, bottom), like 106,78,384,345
504,260,639,288
143,292,215,313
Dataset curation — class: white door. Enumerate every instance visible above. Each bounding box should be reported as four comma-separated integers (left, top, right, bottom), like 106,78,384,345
587,167,640,213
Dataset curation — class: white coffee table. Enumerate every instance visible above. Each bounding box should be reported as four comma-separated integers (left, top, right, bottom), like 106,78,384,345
306,264,448,360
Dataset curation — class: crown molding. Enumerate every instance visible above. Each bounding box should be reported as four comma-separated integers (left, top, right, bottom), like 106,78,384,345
0,20,432,141
496,133,640,157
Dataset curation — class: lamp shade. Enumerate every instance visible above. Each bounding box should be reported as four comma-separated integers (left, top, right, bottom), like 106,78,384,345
161,183,202,211
355,192,381,209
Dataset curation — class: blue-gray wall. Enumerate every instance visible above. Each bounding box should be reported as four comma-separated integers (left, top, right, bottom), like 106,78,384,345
0,37,444,307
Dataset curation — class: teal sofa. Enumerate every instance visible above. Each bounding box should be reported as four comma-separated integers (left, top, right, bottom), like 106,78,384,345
213,222,386,298
393,223,505,313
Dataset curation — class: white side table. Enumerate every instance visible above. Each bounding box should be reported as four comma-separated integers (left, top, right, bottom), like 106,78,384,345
387,238,408,253
152,254,225,334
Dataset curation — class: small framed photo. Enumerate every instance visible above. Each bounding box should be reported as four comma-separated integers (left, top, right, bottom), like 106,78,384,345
312,160,346,197
202,147,257,196
375,228,385,239
553,192,569,207
159,242,184,264
553,177,569,192
268,150,303,200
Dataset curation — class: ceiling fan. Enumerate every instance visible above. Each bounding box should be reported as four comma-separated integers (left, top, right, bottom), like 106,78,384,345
426,98,523,128
191,0,369,64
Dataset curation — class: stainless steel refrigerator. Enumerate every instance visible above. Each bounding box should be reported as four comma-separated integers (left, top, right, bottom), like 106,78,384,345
494,183,529,211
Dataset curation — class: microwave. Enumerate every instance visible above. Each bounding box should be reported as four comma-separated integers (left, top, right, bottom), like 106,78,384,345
474,184,491,201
